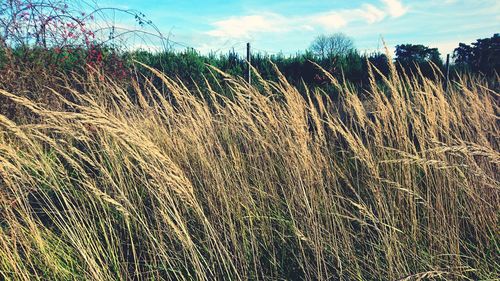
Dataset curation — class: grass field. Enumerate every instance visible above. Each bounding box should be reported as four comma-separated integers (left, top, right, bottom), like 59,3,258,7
0,62,498,280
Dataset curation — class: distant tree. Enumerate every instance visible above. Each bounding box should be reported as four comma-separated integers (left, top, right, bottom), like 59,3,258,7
453,43,474,65
395,44,442,65
367,52,390,78
309,33,355,58
453,33,499,75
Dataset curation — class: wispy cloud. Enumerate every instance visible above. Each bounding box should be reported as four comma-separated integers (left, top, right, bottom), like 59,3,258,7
313,12,348,29
382,0,408,17
205,0,408,39
359,4,387,23
206,13,293,38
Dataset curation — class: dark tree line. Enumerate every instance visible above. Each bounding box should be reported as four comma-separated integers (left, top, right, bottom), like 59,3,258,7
1,28,498,91
453,33,499,75
128,33,499,90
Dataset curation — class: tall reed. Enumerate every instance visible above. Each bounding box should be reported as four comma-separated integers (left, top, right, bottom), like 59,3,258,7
0,62,498,280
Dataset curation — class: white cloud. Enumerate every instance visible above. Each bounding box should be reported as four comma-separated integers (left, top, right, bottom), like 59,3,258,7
206,14,288,38
381,0,408,17
206,0,409,39
314,12,348,29
359,4,387,23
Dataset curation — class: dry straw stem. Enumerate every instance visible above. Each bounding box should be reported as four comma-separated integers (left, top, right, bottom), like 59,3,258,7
0,60,498,280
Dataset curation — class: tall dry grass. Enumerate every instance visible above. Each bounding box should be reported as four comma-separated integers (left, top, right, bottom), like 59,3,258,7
0,61,498,280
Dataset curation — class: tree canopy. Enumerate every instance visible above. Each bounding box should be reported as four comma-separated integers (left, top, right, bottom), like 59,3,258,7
309,33,355,59
453,33,499,75
395,44,442,65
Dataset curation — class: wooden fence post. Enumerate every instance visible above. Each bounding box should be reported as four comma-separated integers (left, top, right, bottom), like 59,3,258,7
445,53,450,92
246,42,251,84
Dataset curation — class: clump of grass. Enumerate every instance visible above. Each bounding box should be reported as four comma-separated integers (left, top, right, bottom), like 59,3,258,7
0,60,498,280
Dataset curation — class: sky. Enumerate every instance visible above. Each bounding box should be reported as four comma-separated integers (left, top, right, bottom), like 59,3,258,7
94,0,500,57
